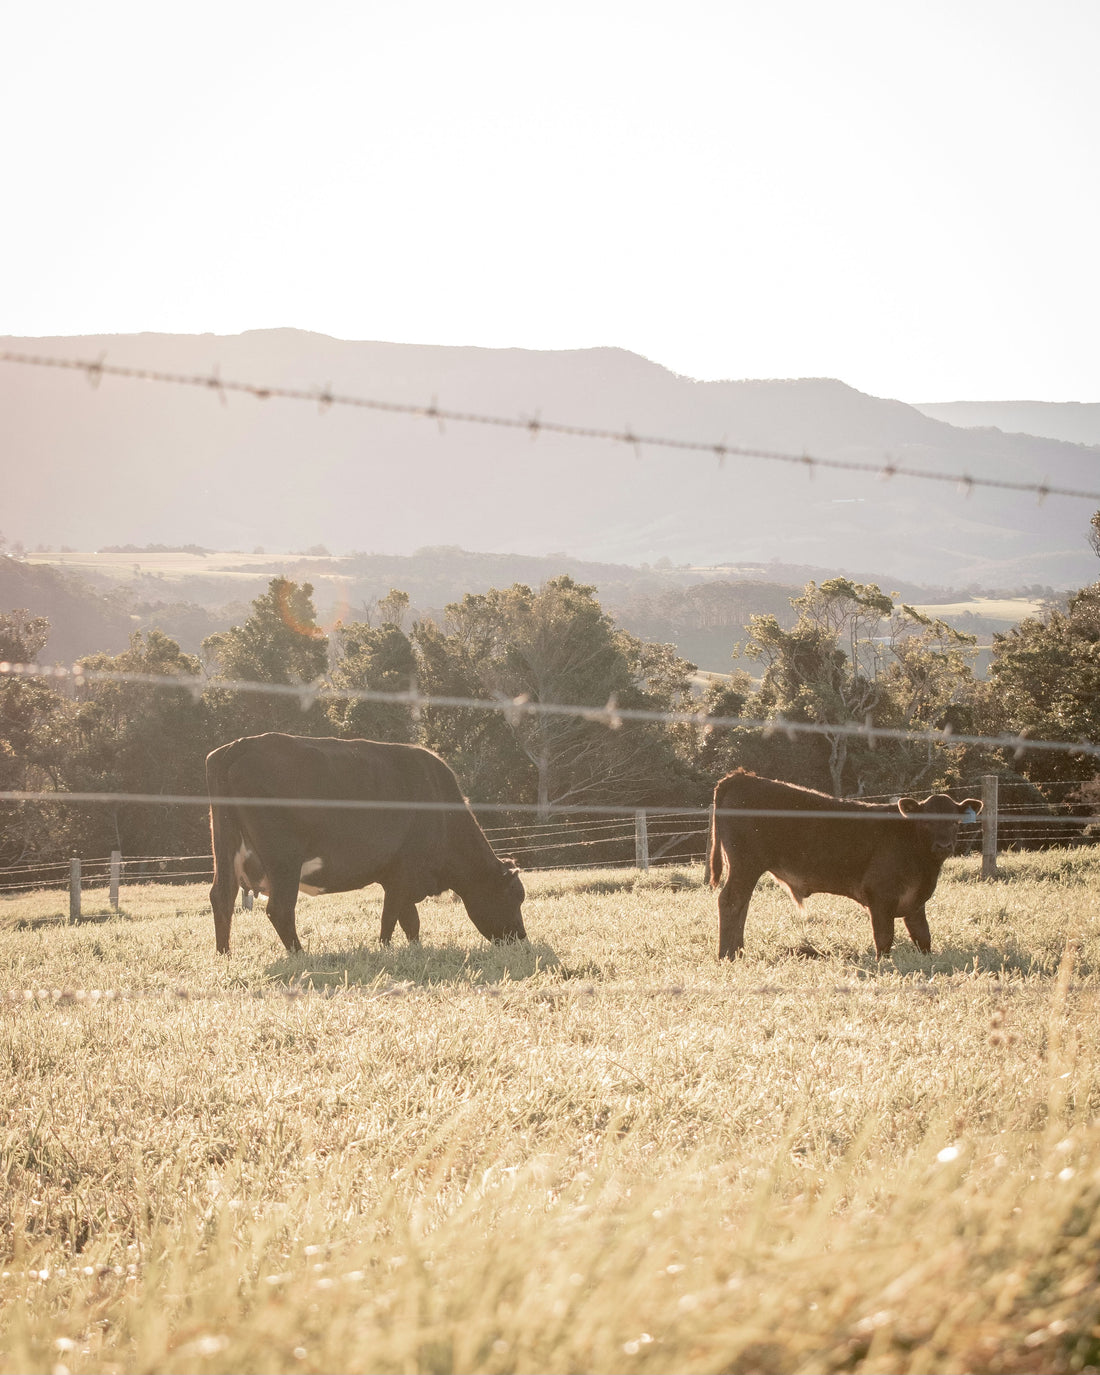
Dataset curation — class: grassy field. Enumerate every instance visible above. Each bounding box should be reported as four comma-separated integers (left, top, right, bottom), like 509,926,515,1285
1,853,1099,1373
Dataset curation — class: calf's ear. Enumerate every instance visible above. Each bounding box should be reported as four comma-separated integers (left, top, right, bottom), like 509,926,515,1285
959,798,983,821
897,797,920,816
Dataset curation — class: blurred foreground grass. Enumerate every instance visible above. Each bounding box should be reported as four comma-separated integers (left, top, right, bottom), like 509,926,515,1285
0,851,1098,1373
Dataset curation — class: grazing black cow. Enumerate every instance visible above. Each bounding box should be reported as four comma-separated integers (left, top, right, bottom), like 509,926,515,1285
707,769,981,958
207,733,526,955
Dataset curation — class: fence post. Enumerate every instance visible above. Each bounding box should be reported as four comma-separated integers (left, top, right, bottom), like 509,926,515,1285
981,774,999,880
242,889,253,910
635,810,649,871
69,857,81,923
109,850,121,911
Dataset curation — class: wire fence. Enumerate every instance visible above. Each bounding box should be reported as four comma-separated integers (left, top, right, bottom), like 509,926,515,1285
3,348,1098,503
4,660,1100,765
0,791,1092,901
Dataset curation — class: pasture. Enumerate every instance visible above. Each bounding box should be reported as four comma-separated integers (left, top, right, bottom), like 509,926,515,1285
1,853,1099,1373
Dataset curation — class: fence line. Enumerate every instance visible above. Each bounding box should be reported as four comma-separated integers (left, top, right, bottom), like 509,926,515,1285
2,349,1095,503
0,807,1083,899
3,660,1099,765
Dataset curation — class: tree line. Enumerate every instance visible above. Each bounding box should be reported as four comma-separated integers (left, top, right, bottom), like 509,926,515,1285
3,539,1100,868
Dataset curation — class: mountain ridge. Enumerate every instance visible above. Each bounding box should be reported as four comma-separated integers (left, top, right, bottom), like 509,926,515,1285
3,329,1096,588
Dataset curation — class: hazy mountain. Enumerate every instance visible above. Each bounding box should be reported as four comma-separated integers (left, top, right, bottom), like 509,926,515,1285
913,401,1100,448
3,330,1097,588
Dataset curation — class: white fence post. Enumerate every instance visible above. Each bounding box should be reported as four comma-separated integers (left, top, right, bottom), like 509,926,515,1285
69,857,81,922
109,850,121,911
981,774,999,880
635,810,649,871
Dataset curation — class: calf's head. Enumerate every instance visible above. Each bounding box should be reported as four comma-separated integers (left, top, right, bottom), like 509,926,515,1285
897,794,983,857
462,858,527,942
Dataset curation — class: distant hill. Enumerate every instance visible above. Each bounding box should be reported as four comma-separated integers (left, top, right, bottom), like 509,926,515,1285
11,545,1056,673
913,400,1100,448
3,329,1097,588
0,557,134,662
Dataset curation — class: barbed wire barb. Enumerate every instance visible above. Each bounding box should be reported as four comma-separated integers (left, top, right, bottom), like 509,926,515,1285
84,351,106,390
206,364,227,407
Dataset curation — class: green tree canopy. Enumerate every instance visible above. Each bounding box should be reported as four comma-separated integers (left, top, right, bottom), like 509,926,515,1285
66,631,208,858
415,576,697,817
717,578,978,796
328,619,418,742
202,578,330,740
986,583,1100,786
0,610,67,863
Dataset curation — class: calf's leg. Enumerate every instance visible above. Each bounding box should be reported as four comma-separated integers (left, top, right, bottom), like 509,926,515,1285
902,906,932,953
869,904,897,958
717,866,762,959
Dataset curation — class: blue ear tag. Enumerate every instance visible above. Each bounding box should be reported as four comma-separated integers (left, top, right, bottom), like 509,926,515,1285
961,808,978,824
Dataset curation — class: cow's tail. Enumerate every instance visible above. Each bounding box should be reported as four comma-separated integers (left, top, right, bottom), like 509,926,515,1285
206,744,242,953
708,778,731,888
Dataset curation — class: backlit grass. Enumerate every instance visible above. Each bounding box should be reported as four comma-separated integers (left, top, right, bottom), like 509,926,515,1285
0,851,1098,1373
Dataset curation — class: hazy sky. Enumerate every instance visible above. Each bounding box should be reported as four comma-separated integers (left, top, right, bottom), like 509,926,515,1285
2,0,1097,401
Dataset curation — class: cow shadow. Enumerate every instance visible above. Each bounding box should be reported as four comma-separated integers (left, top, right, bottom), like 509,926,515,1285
262,937,561,991
847,937,1097,980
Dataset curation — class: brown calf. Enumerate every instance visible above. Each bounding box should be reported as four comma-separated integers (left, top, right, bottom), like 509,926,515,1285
707,769,981,958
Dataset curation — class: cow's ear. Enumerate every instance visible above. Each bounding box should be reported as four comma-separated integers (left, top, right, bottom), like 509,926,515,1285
897,797,920,816
959,798,983,821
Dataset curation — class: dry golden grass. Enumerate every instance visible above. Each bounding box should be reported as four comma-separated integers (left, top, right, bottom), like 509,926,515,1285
1,851,1099,1373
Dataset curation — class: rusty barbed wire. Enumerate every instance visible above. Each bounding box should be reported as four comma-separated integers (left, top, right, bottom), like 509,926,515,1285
1,348,1097,502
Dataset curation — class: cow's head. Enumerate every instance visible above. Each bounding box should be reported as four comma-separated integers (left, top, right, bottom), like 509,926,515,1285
462,858,527,942
897,794,983,857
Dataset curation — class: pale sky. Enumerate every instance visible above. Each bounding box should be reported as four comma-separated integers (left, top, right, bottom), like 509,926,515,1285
2,0,1097,402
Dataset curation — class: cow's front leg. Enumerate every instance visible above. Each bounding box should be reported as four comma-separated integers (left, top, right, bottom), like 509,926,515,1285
264,862,303,953
380,890,420,946
902,906,932,953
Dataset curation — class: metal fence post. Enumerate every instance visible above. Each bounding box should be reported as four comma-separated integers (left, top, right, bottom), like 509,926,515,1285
635,810,649,871
982,774,999,880
69,857,81,922
109,850,121,911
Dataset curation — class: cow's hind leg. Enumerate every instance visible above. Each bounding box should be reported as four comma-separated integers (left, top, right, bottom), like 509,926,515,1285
264,862,303,954
717,866,762,959
380,889,420,946
902,905,932,953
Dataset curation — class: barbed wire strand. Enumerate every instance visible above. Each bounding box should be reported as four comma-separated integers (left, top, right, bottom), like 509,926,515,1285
3,661,1099,764
1,349,1095,503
